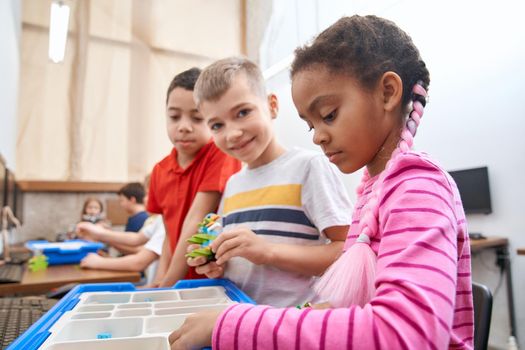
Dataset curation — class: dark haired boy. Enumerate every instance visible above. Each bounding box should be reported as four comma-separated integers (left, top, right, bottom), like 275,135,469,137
146,68,241,287
117,182,148,232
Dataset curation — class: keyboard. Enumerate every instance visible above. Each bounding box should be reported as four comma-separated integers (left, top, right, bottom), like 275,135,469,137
0,296,58,349
0,264,24,283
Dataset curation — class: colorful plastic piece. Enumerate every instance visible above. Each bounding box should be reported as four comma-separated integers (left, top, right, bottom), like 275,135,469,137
185,213,222,261
27,254,49,272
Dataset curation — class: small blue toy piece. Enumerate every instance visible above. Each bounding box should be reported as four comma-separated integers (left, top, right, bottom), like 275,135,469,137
97,332,112,339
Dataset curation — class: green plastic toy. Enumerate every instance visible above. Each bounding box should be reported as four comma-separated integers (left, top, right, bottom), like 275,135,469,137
28,254,49,272
185,213,222,261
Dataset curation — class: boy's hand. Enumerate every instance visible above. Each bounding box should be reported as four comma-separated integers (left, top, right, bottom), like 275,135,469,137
80,252,104,269
210,227,271,265
168,309,222,349
186,244,225,278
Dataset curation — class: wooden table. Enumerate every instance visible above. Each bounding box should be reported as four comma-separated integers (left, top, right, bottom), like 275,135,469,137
470,236,509,252
0,264,141,296
518,248,525,255
469,236,518,341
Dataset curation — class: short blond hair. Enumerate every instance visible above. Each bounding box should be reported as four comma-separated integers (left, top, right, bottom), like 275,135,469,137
194,56,266,106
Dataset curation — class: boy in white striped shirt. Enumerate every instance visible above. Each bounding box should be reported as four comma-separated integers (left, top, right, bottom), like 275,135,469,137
187,57,352,307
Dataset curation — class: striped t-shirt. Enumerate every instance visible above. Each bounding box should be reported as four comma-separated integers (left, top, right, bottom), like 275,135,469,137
220,147,352,307
213,151,474,350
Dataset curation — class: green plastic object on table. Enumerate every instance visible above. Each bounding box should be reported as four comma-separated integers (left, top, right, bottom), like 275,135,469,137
28,254,49,272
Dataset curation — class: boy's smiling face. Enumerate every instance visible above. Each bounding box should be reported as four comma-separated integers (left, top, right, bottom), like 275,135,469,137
166,87,211,165
199,73,280,169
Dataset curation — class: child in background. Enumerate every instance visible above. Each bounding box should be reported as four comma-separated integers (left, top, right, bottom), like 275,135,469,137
146,68,241,288
118,182,149,232
80,197,107,225
187,57,351,307
77,176,156,255
169,15,474,350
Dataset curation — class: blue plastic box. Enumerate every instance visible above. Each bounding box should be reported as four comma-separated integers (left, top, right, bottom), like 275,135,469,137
25,240,105,265
8,279,255,350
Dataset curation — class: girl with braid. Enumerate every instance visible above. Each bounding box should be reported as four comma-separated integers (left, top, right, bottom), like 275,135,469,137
169,15,474,350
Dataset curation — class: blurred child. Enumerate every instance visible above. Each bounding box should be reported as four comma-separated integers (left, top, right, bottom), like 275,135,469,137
79,197,110,229
146,68,241,287
118,182,148,232
186,57,352,307
169,15,474,350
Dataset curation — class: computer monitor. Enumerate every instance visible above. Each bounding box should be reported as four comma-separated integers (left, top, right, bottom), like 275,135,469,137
448,166,492,214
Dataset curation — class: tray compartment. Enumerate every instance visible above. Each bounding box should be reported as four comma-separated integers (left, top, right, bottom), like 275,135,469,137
130,291,179,303
52,318,143,342
84,293,131,304
145,314,189,334
177,287,225,300
43,337,169,350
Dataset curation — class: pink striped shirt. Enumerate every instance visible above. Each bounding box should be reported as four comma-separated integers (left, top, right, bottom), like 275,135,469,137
212,152,474,350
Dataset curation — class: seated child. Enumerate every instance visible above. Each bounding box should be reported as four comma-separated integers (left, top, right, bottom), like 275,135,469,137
146,68,241,288
80,215,164,284
77,176,154,255
79,197,109,227
118,182,149,232
187,57,352,307
170,15,474,349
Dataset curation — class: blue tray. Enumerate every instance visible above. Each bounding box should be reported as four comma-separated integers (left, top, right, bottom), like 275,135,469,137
25,240,105,265
8,279,255,350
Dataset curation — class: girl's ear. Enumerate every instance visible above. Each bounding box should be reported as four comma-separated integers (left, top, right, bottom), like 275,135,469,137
380,72,403,112
267,93,279,119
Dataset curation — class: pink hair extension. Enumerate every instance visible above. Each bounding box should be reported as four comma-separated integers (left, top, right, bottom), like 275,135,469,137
314,82,428,308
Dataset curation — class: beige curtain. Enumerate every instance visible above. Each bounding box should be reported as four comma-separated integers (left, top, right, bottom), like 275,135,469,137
17,0,242,182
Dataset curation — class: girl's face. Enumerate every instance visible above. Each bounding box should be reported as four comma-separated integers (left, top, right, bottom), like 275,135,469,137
85,200,102,216
291,66,401,175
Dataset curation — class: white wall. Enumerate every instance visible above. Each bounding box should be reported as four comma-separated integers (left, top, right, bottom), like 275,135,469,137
261,1,525,348
0,0,21,169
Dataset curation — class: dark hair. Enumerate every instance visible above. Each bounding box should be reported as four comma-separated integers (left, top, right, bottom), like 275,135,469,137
291,15,430,106
117,182,145,204
166,67,202,104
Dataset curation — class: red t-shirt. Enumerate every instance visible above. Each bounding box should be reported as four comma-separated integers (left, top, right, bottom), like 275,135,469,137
147,140,241,279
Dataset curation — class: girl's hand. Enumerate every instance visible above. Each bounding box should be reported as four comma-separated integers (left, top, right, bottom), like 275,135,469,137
80,252,104,269
186,244,225,278
210,227,271,265
168,309,222,349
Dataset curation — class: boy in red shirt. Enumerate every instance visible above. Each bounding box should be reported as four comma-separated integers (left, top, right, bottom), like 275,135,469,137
146,68,241,287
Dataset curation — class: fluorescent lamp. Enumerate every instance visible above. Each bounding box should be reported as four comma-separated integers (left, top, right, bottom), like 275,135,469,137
48,1,70,63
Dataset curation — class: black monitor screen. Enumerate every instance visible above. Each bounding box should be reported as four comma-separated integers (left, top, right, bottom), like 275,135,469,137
448,166,492,214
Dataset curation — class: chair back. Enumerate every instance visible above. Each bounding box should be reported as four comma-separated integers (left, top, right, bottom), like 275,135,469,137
472,282,493,350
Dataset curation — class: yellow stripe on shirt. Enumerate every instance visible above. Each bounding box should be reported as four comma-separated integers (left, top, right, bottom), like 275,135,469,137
223,184,302,214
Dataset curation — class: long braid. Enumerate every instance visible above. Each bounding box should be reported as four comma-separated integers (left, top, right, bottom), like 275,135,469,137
360,82,428,243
